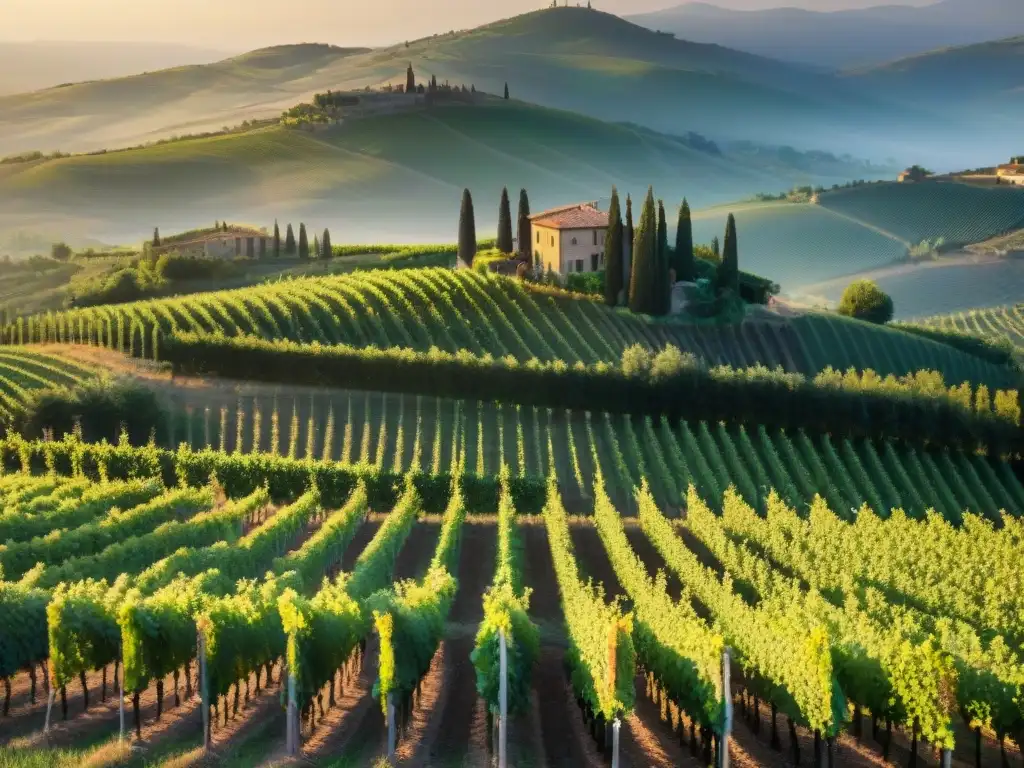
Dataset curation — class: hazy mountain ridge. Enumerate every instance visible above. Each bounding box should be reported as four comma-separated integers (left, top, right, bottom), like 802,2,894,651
628,0,1024,69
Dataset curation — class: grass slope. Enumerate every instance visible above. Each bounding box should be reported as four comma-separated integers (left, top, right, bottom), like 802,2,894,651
16,268,1017,389
0,101,851,249
690,202,907,289
0,8,914,159
816,181,1024,248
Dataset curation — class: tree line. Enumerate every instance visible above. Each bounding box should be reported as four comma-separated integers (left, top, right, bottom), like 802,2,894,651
159,332,1023,457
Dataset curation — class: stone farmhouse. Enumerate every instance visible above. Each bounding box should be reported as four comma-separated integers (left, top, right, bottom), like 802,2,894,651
152,227,269,259
996,158,1024,185
529,202,609,276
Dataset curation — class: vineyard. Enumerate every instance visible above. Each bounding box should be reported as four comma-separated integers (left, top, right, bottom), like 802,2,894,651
912,304,1024,353
2,267,1017,389
1,446,1023,768
0,349,98,423
816,181,1024,248
691,203,907,289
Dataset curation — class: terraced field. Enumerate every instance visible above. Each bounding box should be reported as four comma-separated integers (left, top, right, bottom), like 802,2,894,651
0,348,97,422
5,268,1017,388
817,181,1024,247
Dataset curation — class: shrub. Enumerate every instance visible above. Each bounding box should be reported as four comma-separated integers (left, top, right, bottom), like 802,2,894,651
13,376,168,445
837,280,894,325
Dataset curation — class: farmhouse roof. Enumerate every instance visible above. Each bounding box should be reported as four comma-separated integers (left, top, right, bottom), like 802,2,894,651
530,202,608,230
154,226,267,250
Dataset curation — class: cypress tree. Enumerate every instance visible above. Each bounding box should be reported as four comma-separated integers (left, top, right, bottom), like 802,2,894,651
497,187,514,253
406,64,416,93
458,188,477,267
711,235,720,259
628,187,657,314
285,224,296,255
298,223,309,259
716,214,739,295
152,228,160,246
657,199,669,314
322,228,332,259
516,189,531,262
604,187,623,307
504,82,509,100
674,199,695,281
624,194,635,298
312,234,320,259
273,220,281,257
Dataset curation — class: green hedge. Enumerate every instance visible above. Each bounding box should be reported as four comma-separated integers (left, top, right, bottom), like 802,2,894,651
161,333,1023,456
0,434,547,515
893,323,1020,369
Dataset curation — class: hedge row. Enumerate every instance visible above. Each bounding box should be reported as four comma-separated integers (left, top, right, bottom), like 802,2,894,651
161,333,1023,456
893,323,1019,369
0,434,547,515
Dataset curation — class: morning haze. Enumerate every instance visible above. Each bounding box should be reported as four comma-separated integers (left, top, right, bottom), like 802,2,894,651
1,0,932,47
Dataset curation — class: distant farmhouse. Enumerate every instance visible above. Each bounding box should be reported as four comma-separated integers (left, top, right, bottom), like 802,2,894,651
996,156,1024,185
529,202,609,276
151,226,269,259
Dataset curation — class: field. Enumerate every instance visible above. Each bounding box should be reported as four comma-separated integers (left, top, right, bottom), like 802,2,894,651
0,348,97,422
691,202,907,290
816,181,1024,248
914,303,1024,351
0,97,879,253
6,268,1018,390
0,434,1022,768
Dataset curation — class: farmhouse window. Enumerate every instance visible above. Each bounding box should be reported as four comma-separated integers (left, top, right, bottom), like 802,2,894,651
593,231,598,246
536,232,540,244
591,253,599,271
576,259,584,272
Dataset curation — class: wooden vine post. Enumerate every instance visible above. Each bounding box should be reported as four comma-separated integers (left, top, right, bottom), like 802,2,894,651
199,630,210,751
611,718,621,768
119,639,126,743
498,628,508,768
720,647,732,768
286,664,298,757
941,748,952,768
387,693,397,760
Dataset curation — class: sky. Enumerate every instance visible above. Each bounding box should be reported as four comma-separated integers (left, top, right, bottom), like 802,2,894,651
0,0,935,49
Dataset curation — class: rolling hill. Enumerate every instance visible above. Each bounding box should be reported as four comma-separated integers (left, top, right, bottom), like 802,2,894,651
627,0,1024,70
0,99,891,260
0,41,238,96
0,7,936,163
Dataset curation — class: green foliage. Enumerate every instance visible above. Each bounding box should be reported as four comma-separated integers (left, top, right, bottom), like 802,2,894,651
593,475,725,731
298,223,309,260
50,243,72,262
604,188,624,307
628,187,658,315
838,279,894,325
14,375,168,446
640,485,846,735
516,189,531,262
543,476,635,721
285,224,296,255
674,199,695,282
472,470,538,715
497,187,514,254
894,317,1020,369
459,189,477,266
715,214,739,296
159,332,1023,455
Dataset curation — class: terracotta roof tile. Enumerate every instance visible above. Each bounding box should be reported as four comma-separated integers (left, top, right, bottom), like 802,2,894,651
530,203,608,230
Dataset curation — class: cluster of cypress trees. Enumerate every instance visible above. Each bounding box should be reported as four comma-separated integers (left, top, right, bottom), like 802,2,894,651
272,220,333,259
458,186,532,266
605,185,739,316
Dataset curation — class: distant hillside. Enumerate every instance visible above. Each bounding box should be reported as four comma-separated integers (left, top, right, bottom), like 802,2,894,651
0,41,237,96
0,99,890,260
627,0,1024,69
846,35,1024,116
0,7,926,163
